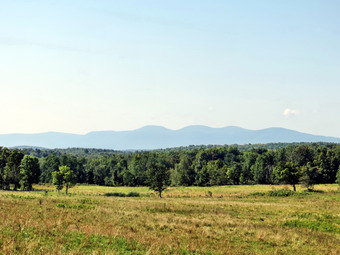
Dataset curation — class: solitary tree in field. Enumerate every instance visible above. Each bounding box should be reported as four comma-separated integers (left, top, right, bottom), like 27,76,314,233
274,162,301,191
52,165,76,194
20,155,40,191
52,168,64,192
299,163,319,190
147,156,170,198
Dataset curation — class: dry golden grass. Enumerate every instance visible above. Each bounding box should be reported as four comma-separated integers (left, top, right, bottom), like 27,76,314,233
0,184,339,254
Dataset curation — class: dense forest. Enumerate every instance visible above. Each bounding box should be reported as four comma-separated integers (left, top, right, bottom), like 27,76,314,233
1,143,340,191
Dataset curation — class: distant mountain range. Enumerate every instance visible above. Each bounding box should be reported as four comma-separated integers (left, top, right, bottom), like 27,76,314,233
0,126,339,150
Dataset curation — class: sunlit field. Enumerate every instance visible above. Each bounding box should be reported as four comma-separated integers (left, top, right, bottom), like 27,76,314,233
0,184,339,254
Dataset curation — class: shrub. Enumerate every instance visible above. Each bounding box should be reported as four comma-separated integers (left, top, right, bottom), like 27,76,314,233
302,189,324,193
268,190,295,197
104,192,140,197
126,192,140,197
104,192,125,197
248,192,266,197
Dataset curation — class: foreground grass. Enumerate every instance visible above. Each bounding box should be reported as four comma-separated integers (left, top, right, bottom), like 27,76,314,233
0,185,339,254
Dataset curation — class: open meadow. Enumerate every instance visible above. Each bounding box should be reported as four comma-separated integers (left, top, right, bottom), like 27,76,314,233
0,184,339,255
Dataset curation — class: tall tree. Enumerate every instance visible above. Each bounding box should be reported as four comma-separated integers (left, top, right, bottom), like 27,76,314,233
252,152,275,184
4,150,24,190
0,147,11,190
274,162,301,191
300,163,319,190
147,155,170,198
52,165,76,194
171,153,195,186
336,166,340,185
40,153,60,183
19,155,40,191
226,162,242,185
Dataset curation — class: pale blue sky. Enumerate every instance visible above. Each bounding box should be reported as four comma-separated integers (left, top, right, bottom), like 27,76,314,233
0,0,339,136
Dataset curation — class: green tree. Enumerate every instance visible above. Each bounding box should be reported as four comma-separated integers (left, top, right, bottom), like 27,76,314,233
52,165,76,194
3,150,24,190
147,155,170,198
274,162,301,191
300,163,319,190
193,150,210,186
128,152,150,186
52,169,64,192
336,166,340,185
252,152,275,184
85,157,110,185
226,162,242,185
240,151,257,184
171,154,195,186
40,153,60,183
0,147,11,190
314,147,338,183
19,155,40,191
62,165,76,194
207,160,228,185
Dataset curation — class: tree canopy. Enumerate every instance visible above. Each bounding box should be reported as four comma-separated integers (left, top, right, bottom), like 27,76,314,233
0,143,339,192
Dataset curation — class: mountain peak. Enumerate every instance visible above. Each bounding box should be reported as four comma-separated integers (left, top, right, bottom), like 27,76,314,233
135,125,172,132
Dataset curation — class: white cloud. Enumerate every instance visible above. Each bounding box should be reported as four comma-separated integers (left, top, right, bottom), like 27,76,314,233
283,108,300,117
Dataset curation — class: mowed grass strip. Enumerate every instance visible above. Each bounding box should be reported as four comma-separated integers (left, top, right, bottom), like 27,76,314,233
0,184,339,255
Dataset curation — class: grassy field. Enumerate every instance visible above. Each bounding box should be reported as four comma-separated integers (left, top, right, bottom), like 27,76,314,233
0,184,339,255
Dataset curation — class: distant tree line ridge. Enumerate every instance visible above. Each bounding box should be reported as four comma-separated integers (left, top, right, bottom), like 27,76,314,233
1,143,340,191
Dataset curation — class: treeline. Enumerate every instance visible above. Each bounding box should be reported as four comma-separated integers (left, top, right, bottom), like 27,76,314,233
20,142,336,157
0,148,40,190
1,143,340,191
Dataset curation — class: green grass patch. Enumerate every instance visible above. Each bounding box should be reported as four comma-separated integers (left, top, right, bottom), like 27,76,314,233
146,205,195,215
283,219,339,233
61,231,145,254
5,194,37,199
77,198,99,204
0,227,145,254
56,203,95,209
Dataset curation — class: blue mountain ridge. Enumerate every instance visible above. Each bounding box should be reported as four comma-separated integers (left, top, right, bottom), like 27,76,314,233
0,126,339,150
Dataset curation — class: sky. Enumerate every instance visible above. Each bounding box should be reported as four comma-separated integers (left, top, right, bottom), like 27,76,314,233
0,0,340,137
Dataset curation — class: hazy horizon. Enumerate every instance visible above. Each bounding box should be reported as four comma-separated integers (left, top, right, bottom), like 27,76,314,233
0,125,339,139
1,1,339,137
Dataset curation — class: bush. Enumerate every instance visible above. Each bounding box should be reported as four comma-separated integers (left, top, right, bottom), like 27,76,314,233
268,190,295,197
104,192,125,197
303,189,324,193
248,192,266,197
104,192,140,197
126,192,140,197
